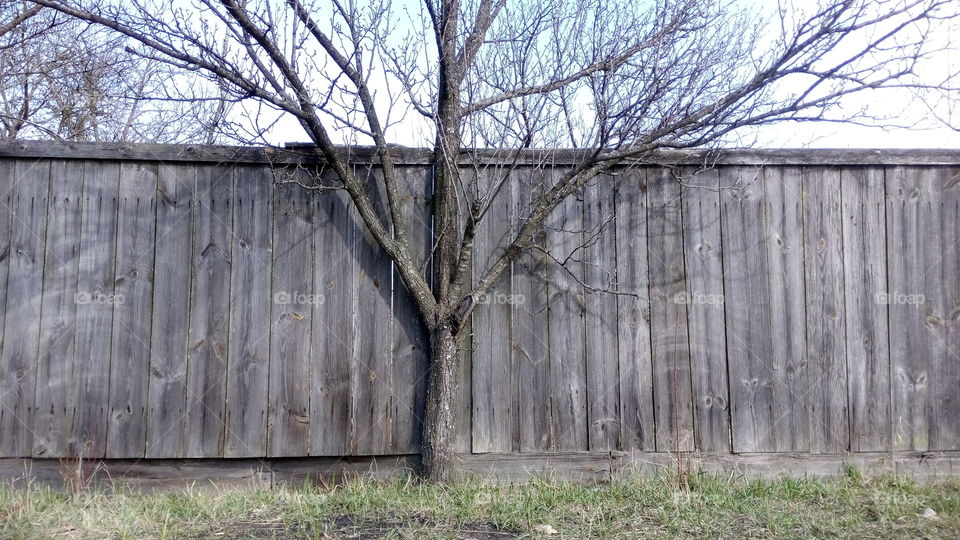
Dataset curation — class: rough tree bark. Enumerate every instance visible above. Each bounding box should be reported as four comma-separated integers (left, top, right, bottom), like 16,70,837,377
420,320,460,481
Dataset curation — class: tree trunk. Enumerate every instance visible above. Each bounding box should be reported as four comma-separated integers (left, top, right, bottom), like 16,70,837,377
419,320,460,482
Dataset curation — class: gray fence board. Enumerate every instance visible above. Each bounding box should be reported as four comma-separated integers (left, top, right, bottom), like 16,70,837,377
351,166,395,455
721,166,777,452
106,162,157,458
614,169,655,451
545,181,589,452
268,179,313,457
72,161,121,458
183,165,233,458
763,166,809,452
224,166,272,458
680,168,730,453
647,168,695,452
802,167,849,453
583,176,621,452
472,168,516,453
145,164,194,458
392,167,430,454
310,187,354,456
33,160,81,457
841,167,891,452
1,160,49,457
513,170,552,452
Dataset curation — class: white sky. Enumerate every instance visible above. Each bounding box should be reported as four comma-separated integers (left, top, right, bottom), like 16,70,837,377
232,0,960,150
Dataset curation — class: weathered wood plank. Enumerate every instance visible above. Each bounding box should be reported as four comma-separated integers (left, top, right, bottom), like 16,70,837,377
350,165,395,455
802,167,849,453
545,174,588,451
0,162,12,455
71,160,121,458
268,177,313,457
183,165,233,458
886,166,933,450
721,165,776,452
512,169,552,452
224,165,272,458
582,175,620,451
105,162,157,458
472,167,516,452
5,141,960,167
679,167,730,453
309,180,354,457
1,160,49,457
392,166,431,454
33,160,82,458
646,168,694,452
929,167,959,450
145,164,195,458
761,166,809,452
841,167,891,452
614,168,655,451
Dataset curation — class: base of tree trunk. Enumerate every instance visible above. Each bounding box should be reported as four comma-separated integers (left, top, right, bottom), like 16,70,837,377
419,321,459,482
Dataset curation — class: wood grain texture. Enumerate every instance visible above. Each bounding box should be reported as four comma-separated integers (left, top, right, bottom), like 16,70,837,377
0,155,958,460
145,164,194,458
0,162,12,455
71,160,121,458
1,160,49,457
183,165,234,458
545,177,588,451
646,168,694,452
224,166,272,457
512,169,552,452
33,160,81,458
5,141,960,167
106,162,157,458
392,166,431,453
350,165,395,455
885,166,938,451
721,165,776,452
841,167,891,452
310,182,354,457
679,168,730,453
582,175,621,451
802,167,849,453
761,166,809,452
613,168,655,451
268,177,313,457
472,168,517,453
928,167,959,451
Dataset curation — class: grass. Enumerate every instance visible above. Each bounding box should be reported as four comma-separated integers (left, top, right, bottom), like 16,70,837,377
0,470,958,539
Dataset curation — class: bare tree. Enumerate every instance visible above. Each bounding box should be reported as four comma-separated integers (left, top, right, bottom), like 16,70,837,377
25,0,959,480
1,1,233,142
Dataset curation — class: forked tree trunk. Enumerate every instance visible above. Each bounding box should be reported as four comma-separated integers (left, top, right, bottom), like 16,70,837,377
419,320,460,481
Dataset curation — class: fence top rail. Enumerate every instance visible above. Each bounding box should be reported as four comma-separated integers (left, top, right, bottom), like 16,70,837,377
1,140,959,166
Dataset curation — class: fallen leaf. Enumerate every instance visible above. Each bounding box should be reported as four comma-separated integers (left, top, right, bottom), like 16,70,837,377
533,524,558,535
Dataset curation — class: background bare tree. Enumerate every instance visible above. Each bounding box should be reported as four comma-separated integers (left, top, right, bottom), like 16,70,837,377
0,0,234,142
24,0,960,480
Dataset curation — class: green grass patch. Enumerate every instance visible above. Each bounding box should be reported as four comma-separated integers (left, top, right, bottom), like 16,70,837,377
0,471,957,538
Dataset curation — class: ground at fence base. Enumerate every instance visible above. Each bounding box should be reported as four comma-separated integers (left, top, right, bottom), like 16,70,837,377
1,452,958,491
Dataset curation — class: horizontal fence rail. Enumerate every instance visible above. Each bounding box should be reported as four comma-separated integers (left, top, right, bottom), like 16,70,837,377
0,143,956,462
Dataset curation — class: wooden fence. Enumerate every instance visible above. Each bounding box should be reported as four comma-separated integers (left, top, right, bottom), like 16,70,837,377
0,142,957,468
